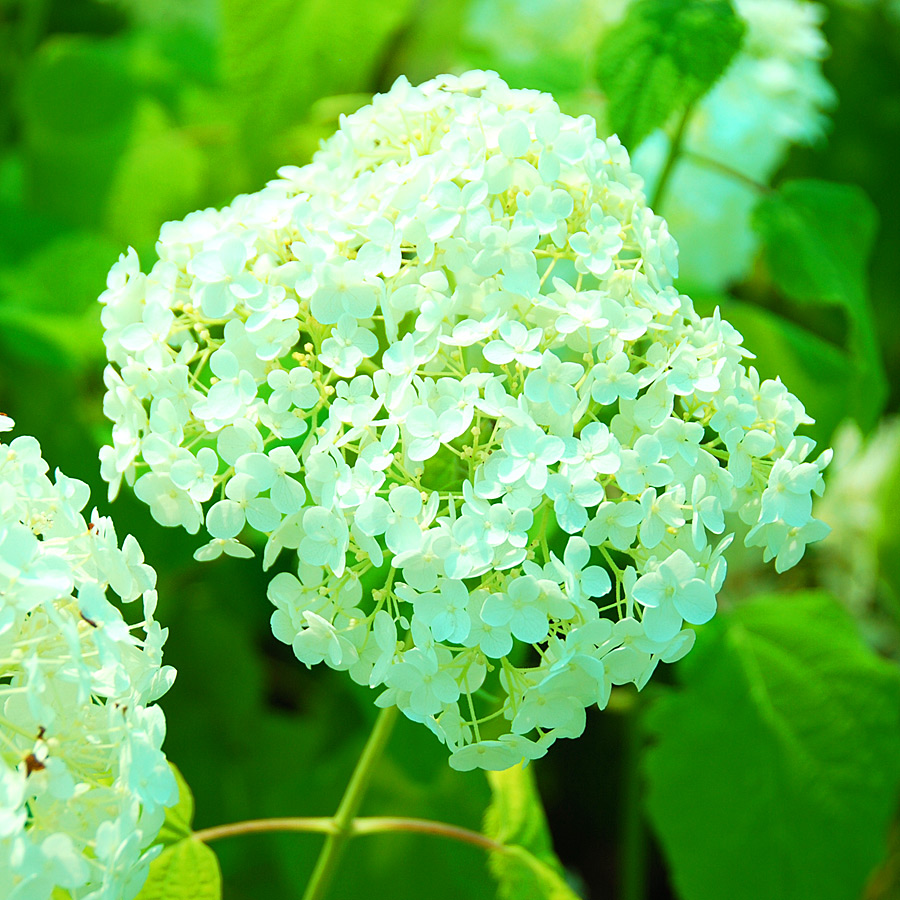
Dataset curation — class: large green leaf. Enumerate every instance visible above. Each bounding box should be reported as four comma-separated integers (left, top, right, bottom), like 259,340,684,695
103,98,206,248
136,838,222,900
751,179,886,427
644,591,900,900
594,0,744,147
220,0,416,173
752,180,877,312
484,764,581,900
17,37,139,228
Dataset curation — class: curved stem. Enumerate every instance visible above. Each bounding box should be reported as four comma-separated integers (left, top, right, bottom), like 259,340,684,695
193,813,505,854
680,150,771,194
301,704,400,900
193,817,336,843
351,817,505,853
650,103,694,213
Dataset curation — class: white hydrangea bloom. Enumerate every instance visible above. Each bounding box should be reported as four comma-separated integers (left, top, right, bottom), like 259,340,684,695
632,0,836,289
0,419,177,899
99,71,829,771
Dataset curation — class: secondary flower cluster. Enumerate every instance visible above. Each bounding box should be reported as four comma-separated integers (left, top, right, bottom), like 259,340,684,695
99,71,829,770
0,420,176,899
633,0,836,289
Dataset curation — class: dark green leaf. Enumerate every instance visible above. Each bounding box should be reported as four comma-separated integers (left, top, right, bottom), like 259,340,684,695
17,37,139,228
0,231,118,370
594,0,744,147
644,590,900,900
136,838,222,900
751,179,887,428
753,179,877,311
484,764,581,900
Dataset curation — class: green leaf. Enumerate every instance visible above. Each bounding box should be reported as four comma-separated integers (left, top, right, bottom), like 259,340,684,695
156,763,196,847
0,231,119,370
594,0,744,147
484,764,581,900
17,37,139,228
751,179,886,427
220,0,416,173
644,590,900,900
103,98,206,248
136,838,222,900
752,179,877,311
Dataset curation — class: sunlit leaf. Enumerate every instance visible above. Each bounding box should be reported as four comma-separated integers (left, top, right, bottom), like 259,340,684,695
484,764,581,900
136,838,222,900
156,764,196,847
104,99,206,248
17,37,139,228
220,0,416,174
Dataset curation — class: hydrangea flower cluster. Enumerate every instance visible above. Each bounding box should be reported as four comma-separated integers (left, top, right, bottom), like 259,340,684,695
98,71,829,771
633,0,836,289
0,420,176,899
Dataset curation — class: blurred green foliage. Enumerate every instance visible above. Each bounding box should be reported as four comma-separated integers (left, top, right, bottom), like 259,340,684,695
1,1,899,899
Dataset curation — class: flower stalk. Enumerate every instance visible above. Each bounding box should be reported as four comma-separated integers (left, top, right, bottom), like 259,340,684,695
301,704,400,900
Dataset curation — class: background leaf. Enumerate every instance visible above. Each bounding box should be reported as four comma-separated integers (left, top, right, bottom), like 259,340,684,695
751,179,886,429
219,0,416,177
644,590,900,900
594,0,744,147
136,838,222,900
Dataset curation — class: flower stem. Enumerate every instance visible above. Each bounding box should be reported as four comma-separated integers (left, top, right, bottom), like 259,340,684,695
620,698,647,900
194,813,505,853
352,817,504,852
193,818,335,843
650,103,694,213
301,704,400,900
680,150,771,193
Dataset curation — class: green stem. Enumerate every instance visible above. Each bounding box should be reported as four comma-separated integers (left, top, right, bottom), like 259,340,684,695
650,103,694,212
354,816,504,852
620,697,647,900
353,816,508,853
193,814,505,854
301,704,400,900
680,150,771,194
193,817,335,843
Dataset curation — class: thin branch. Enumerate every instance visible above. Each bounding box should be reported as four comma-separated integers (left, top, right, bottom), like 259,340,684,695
351,817,506,853
191,814,506,855
680,150,771,194
192,817,335,844
650,103,694,212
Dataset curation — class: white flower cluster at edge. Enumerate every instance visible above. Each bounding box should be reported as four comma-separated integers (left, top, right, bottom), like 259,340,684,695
98,70,830,772
0,419,176,899
633,0,837,289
